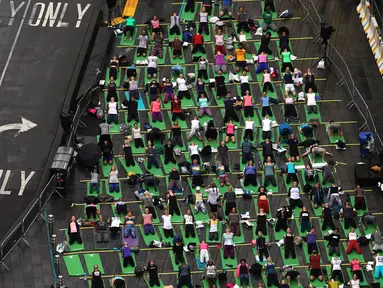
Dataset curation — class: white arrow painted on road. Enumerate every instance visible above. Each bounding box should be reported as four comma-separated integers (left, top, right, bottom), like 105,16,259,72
0,117,37,137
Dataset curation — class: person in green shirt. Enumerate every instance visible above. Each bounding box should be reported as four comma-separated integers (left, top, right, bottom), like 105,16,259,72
123,16,136,41
281,48,293,73
262,6,277,32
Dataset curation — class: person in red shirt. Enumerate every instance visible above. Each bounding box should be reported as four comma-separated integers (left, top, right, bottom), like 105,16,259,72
309,250,323,282
171,95,184,121
192,32,206,54
171,36,183,59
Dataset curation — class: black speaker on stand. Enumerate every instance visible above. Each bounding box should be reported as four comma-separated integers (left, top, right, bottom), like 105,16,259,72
50,147,76,196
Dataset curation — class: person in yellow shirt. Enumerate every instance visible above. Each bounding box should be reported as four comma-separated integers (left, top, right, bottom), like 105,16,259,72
327,278,339,288
235,43,248,72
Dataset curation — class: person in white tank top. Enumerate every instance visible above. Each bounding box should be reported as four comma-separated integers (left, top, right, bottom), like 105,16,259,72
374,254,383,279
107,97,118,124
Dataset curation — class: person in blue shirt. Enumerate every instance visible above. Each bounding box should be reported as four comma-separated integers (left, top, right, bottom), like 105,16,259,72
243,160,258,186
224,95,239,123
300,122,313,139
260,92,273,117
279,123,292,143
111,274,125,288
220,0,233,18
285,157,298,184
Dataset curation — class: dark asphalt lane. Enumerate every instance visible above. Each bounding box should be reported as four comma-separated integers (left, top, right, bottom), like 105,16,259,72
0,0,99,238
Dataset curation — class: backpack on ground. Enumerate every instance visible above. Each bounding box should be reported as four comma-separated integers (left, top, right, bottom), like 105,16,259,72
134,266,145,277
303,183,312,193
127,173,138,185
336,140,346,150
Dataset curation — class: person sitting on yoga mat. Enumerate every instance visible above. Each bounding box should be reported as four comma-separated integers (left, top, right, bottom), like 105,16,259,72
223,95,239,123
106,97,118,125
109,56,119,80
208,213,219,241
166,190,181,216
192,32,206,54
222,228,235,259
170,13,180,35
142,207,155,235
284,228,296,259
90,167,100,193
68,216,82,245
265,258,279,287
262,5,277,32
281,48,293,72
198,57,209,81
162,209,174,238
283,67,296,97
150,97,162,123
152,32,164,58
171,95,184,122
257,187,269,214
164,78,174,103
215,69,228,99
306,88,318,114
304,163,318,182
304,68,317,93
123,211,136,238
260,91,272,117
256,52,269,74
205,184,220,213
286,134,299,161
173,240,184,265
307,226,318,255
374,254,383,279
310,183,324,209
175,74,191,100
353,185,366,210
220,0,233,17
288,181,302,209
239,70,250,95
242,136,254,163
216,161,230,187
275,206,288,232
347,228,362,255
91,264,104,288
188,141,200,162
170,121,183,147
164,140,176,166
330,257,343,283
147,53,158,79
95,215,109,243
237,6,249,33
121,136,135,167
261,69,274,93
198,93,212,118
243,91,253,118
236,259,250,287
146,260,161,287
218,141,230,170
194,187,207,214
261,115,272,140
279,30,290,52
235,43,248,72
137,30,149,57
191,159,204,188
199,240,209,264
229,207,241,237
321,203,336,230
111,274,125,288
326,228,341,257
121,242,135,268
301,144,333,163
126,96,139,124
108,166,119,192
256,211,268,239
264,156,276,187
223,186,236,215
184,209,196,238
283,266,301,286
371,228,383,254
299,206,311,233
262,138,273,160
107,76,117,102
350,258,363,282
185,0,195,12
286,157,298,183
168,168,183,191
255,230,269,261
198,7,209,35
177,262,192,288
145,141,160,170
143,191,157,219
300,122,314,140
243,160,257,187
284,96,298,123
123,16,136,41
225,121,236,143
341,201,357,229
131,123,143,149
215,29,226,55
309,250,323,282
326,120,343,139
203,260,217,285
171,36,183,59
258,32,273,56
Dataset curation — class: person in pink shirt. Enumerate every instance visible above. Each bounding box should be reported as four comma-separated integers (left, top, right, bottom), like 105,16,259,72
256,52,269,74
150,15,162,38
225,120,236,143
199,240,209,263
236,258,250,287
142,208,155,235
215,51,227,73
243,91,253,117
68,216,82,245
350,258,363,282
261,69,274,93
150,97,162,122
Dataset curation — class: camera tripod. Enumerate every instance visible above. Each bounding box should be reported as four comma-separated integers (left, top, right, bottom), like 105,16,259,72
312,40,332,69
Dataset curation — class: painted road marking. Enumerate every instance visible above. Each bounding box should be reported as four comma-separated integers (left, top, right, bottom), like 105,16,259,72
0,117,37,136
0,170,36,196
123,0,138,17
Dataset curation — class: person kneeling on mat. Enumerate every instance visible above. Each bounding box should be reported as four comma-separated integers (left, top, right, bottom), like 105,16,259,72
111,274,125,288
121,242,135,268
147,260,161,287
194,187,207,214
123,211,137,238
309,250,323,282
275,206,289,232
243,160,257,187
288,181,302,209
177,262,192,288
95,215,109,243
374,254,383,279
142,208,155,235
222,228,235,259
184,209,196,238
203,260,217,286
200,240,209,264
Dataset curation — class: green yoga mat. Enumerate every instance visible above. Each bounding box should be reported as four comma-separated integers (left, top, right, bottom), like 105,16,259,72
106,69,123,86
166,206,184,223
145,278,165,288
325,124,345,143
190,204,209,222
241,172,259,193
259,22,279,38
118,157,143,174
342,241,365,262
205,221,223,244
169,250,188,271
158,227,175,241
65,231,85,251
182,88,197,107
148,114,168,131
99,159,117,178
119,27,138,46
180,3,199,21
348,195,368,216
84,253,104,274
273,226,287,242
233,225,245,244
257,127,276,145
220,248,237,269
87,181,104,196
306,268,328,288
64,255,84,276
168,25,182,42
112,206,126,223
180,225,200,246
160,155,178,173
119,253,136,274
281,246,299,266
187,178,203,195
169,49,186,65
140,156,164,176
304,103,322,122
104,180,122,200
